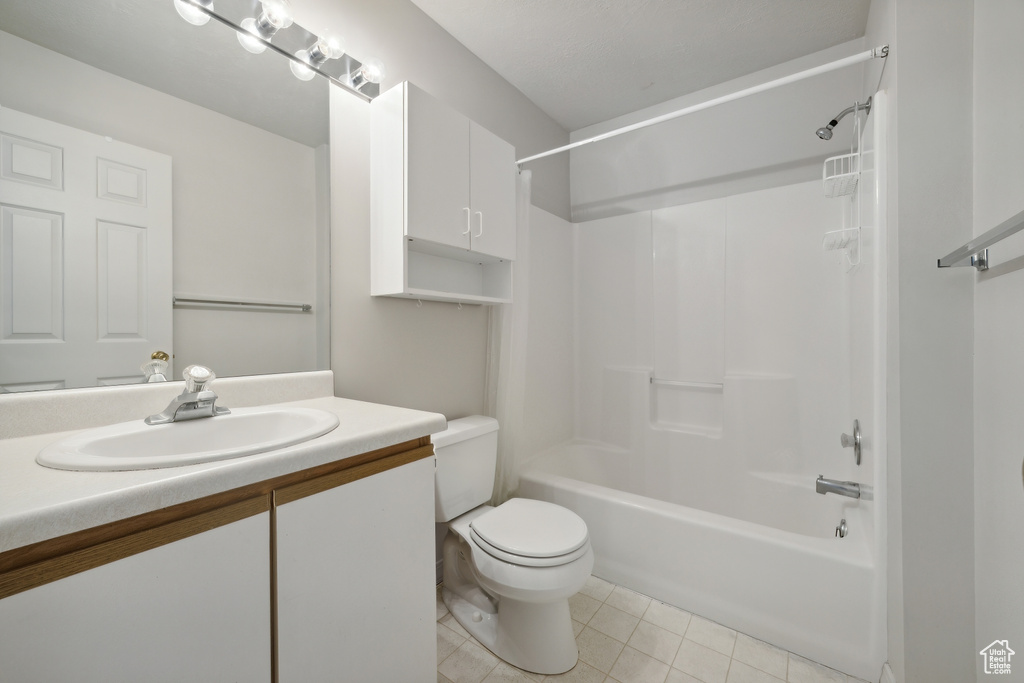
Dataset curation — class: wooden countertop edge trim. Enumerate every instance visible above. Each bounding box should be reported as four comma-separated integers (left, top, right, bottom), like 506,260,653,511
0,436,433,578
274,444,435,506
0,495,271,601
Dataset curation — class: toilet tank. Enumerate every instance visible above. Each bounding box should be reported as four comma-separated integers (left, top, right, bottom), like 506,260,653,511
433,416,499,522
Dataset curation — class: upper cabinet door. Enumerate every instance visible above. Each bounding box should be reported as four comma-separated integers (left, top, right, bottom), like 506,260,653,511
406,85,471,250
469,122,517,261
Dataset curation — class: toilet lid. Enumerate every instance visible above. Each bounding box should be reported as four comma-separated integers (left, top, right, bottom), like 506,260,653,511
469,498,589,558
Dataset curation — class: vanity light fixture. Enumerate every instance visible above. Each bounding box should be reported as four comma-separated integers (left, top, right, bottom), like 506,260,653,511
290,36,345,81
349,58,386,91
172,0,381,100
173,0,214,26
237,0,293,55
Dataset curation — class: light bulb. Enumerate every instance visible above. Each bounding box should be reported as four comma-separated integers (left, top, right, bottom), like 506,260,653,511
311,36,344,61
350,58,386,91
260,0,293,30
289,50,316,81
237,17,268,54
236,1,292,54
174,0,213,26
289,36,345,82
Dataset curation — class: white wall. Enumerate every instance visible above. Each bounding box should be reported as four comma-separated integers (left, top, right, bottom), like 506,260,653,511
973,1,1024,679
890,1,977,682
328,89,489,417
568,40,869,222
1,31,321,379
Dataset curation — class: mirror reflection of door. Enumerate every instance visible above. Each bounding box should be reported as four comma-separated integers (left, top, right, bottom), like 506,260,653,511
0,107,172,391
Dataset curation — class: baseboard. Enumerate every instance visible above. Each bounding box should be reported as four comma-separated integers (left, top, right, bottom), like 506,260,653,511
879,662,896,683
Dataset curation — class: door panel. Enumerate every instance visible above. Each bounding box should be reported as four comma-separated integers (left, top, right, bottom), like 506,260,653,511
1,206,63,341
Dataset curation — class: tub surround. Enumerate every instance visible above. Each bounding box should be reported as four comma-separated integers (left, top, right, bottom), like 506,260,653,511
0,371,447,553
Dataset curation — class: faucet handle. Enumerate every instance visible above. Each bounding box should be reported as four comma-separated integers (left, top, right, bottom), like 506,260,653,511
840,419,862,465
182,365,215,393
140,351,170,383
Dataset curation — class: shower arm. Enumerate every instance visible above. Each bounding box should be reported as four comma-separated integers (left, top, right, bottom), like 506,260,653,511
826,97,872,130
816,97,873,140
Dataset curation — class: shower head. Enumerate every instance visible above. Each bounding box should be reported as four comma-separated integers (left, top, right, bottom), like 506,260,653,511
816,96,872,140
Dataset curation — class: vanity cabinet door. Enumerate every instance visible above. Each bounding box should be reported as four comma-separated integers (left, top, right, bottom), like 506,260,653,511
0,508,271,683
275,456,436,682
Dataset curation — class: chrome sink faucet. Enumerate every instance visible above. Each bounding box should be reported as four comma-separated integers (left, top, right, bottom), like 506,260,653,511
145,365,230,425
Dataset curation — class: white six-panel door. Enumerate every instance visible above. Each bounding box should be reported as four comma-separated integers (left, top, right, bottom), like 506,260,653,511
0,108,172,391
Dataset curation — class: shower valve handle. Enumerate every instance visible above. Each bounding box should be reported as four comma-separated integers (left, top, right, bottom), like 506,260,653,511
840,419,862,465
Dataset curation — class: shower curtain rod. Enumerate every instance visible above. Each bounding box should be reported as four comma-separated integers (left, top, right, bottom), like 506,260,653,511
516,45,889,166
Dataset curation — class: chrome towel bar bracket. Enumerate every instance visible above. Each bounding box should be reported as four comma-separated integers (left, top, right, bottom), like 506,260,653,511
938,207,1024,271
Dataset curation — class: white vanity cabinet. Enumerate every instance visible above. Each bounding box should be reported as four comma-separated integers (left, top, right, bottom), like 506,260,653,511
0,503,271,683
275,456,436,682
371,81,516,304
0,434,437,683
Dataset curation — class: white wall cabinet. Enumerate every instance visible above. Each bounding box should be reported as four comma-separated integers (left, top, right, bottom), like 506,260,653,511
276,457,437,682
0,508,271,683
371,81,516,304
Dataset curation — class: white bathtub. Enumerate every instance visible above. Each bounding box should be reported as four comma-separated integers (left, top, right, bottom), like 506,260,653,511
518,441,885,681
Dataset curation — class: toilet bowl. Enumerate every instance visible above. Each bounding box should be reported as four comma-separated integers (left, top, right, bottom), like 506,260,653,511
434,418,594,674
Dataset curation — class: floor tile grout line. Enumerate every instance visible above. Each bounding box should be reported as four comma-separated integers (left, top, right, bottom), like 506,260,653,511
440,576,854,683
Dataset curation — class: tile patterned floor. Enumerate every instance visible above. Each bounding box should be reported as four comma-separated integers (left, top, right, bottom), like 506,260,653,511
436,576,871,683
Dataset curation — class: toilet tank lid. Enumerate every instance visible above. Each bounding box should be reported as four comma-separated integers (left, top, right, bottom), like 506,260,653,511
432,415,499,449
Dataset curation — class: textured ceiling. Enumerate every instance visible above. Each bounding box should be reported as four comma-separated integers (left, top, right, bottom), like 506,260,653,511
408,0,872,131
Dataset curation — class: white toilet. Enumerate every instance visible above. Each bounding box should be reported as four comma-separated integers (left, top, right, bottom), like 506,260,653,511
434,416,594,675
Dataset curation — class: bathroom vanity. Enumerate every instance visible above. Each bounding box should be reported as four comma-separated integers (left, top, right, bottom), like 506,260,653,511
0,372,446,682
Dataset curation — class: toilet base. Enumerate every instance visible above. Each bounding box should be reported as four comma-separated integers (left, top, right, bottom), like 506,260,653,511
442,586,579,675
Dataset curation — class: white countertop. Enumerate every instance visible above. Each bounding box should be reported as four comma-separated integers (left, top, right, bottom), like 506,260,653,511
0,396,447,553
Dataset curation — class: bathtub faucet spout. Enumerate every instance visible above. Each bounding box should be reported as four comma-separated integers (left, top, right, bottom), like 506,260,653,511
816,475,862,499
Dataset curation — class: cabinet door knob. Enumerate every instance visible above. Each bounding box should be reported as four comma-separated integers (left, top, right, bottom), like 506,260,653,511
474,211,484,238
462,207,472,235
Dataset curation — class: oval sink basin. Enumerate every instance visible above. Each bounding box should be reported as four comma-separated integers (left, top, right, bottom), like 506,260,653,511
37,406,340,471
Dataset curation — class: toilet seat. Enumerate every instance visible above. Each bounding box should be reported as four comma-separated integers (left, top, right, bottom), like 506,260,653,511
469,498,590,568
470,528,591,567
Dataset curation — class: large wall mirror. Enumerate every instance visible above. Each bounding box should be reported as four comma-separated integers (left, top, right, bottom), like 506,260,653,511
0,0,331,392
